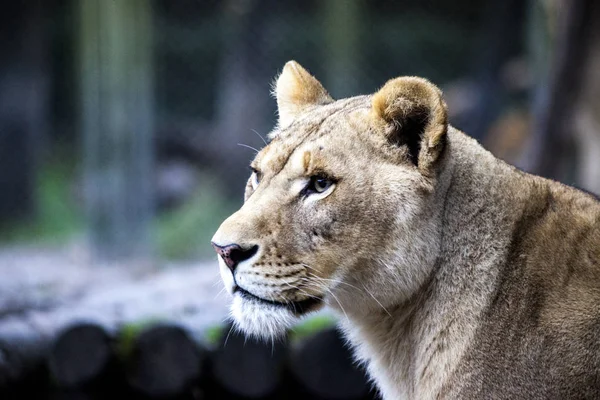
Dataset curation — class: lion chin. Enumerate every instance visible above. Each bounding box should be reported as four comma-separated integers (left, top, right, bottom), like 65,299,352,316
230,294,300,340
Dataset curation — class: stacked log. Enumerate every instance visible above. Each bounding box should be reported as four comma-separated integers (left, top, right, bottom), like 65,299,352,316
119,323,205,398
0,259,378,399
48,323,113,388
0,318,49,387
289,327,373,400
1,318,379,399
209,323,288,399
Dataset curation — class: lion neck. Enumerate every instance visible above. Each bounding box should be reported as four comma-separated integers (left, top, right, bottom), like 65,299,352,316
339,127,529,399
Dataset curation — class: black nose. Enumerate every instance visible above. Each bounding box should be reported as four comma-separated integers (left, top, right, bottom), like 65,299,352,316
211,243,258,272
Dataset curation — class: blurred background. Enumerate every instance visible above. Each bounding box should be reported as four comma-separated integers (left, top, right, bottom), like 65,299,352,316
0,0,599,398
2,0,600,264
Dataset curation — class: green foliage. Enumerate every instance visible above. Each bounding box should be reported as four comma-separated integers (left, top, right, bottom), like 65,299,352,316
155,174,239,260
116,318,162,359
0,158,237,261
290,314,337,342
203,314,338,347
204,324,225,347
0,155,83,244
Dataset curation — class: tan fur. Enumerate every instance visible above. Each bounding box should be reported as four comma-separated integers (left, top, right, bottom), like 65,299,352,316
212,62,600,399
274,61,333,129
372,76,447,172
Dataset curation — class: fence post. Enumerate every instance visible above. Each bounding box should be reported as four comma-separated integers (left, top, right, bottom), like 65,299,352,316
78,0,154,265
0,1,48,223
322,0,362,98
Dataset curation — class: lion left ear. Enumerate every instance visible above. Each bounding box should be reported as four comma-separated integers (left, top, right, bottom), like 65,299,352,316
273,61,333,128
371,77,448,172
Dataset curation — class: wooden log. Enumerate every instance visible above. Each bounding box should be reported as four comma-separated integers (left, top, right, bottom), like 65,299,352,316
0,318,48,387
209,322,288,399
0,368,51,400
0,261,227,386
119,323,205,398
289,327,373,400
47,322,113,388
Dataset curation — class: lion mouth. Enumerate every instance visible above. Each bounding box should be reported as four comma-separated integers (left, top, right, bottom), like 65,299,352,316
235,286,323,315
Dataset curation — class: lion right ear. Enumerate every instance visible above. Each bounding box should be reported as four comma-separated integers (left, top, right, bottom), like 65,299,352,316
371,77,448,172
273,61,333,129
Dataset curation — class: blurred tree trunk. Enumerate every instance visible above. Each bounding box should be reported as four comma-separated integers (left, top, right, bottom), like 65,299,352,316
461,0,526,140
572,2,600,195
212,0,275,198
520,0,599,189
322,0,362,98
78,0,154,264
0,1,49,222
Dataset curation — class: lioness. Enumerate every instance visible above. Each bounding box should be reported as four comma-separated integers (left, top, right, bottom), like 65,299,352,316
211,61,600,399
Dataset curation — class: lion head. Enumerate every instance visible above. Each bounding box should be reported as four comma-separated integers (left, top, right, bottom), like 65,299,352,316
212,61,449,339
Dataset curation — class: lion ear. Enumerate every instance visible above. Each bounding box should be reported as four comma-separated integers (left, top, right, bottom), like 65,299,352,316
273,61,333,128
371,77,448,171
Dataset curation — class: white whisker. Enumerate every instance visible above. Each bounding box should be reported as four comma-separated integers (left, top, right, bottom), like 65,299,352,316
237,143,260,153
251,129,268,146
212,273,224,287
301,263,392,317
361,282,392,317
300,263,320,273
283,281,321,301
323,286,349,321
271,335,275,356
214,286,227,300
306,271,361,291
300,277,349,322
223,323,235,348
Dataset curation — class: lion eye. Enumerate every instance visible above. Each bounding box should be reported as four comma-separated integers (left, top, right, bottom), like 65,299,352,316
306,175,334,195
251,170,261,189
313,177,331,192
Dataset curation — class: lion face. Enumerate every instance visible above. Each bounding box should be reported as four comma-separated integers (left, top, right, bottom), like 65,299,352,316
212,61,448,339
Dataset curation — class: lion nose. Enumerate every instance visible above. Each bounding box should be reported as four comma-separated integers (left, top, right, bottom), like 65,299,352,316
211,242,259,272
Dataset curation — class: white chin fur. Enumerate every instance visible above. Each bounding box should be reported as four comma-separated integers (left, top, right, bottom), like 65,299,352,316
230,294,298,340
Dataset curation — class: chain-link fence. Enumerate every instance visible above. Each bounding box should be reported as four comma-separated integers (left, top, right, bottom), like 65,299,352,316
2,0,598,263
